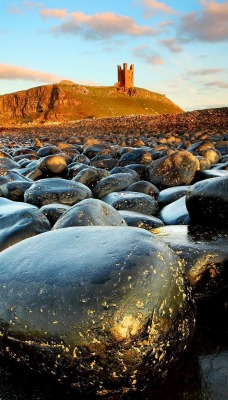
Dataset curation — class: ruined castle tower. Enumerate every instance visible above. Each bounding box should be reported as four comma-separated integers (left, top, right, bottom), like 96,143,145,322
117,63,134,91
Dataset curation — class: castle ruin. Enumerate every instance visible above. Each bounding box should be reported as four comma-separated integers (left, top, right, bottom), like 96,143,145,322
116,63,134,92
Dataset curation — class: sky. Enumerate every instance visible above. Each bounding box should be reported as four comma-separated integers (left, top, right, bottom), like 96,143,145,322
0,0,227,111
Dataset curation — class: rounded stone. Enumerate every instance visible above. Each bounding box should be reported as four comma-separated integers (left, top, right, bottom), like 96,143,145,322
198,148,222,165
93,173,138,199
126,180,160,199
159,196,190,225
36,155,68,175
158,186,191,208
24,178,92,207
37,146,61,157
0,181,33,201
147,150,200,189
0,197,51,251
119,148,152,166
102,191,159,216
72,166,109,189
186,176,228,226
119,210,164,230
152,225,228,299
0,226,195,395
53,198,127,229
39,203,71,226
0,158,20,172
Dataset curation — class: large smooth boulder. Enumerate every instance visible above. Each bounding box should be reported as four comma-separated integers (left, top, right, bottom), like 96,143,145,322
24,178,92,207
152,225,228,299
147,150,200,188
93,173,138,199
119,148,152,166
0,197,51,251
186,176,228,226
159,196,190,225
0,227,195,396
119,210,164,230
0,157,20,172
102,191,159,216
53,198,127,228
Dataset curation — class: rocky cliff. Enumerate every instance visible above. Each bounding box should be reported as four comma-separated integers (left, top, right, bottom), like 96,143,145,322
0,81,183,127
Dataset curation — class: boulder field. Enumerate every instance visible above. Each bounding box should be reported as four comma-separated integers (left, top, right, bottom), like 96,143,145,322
0,115,227,397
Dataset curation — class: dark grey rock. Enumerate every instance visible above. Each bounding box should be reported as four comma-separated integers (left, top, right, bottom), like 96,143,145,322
53,198,127,228
0,226,195,395
24,178,92,207
102,191,159,216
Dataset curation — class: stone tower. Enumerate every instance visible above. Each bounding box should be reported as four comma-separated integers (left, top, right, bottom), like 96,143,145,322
117,63,134,91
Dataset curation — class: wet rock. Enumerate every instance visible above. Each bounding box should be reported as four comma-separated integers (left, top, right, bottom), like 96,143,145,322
195,169,228,181
0,180,33,201
158,186,191,208
73,154,90,164
0,197,51,251
152,225,228,299
187,140,215,153
119,148,152,166
199,350,228,400
119,210,164,230
126,180,159,199
198,148,222,165
0,157,21,172
39,203,71,226
90,155,118,170
67,162,89,179
110,166,140,180
0,150,13,159
102,191,159,215
159,196,190,225
37,145,61,157
53,198,127,229
72,166,109,189
196,156,211,171
186,176,228,225
93,173,137,199
147,150,200,189
36,155,68,175
0,226,195,395
24,178,92,207
83,143,112,158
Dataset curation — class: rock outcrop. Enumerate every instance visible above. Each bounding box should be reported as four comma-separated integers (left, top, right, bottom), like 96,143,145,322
0,81,183,126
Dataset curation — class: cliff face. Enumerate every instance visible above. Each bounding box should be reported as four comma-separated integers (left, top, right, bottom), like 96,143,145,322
0,81,183,127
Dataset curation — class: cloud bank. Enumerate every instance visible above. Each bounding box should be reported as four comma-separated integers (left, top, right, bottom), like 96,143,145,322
179,0,228,42
141,0,177,14
40,9,157,39
0,64,61,82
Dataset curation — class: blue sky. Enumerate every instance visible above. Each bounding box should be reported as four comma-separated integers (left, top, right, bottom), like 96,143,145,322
0,0,227,110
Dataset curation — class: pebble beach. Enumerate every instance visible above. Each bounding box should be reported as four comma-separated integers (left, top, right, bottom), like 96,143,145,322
0,108,227,399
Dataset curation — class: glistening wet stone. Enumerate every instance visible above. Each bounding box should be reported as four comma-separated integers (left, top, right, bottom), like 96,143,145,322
0,226,195,396
152,225,228,299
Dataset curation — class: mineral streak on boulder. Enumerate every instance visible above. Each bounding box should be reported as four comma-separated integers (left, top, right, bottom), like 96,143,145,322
0,227,195,396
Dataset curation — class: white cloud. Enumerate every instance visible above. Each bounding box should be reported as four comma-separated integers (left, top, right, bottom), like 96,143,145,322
179,0,228,42
133,45,164,64
0,64,62,82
